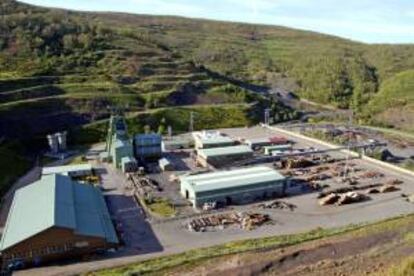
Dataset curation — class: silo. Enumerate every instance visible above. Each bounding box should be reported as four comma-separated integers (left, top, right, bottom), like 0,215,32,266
57,132,67,151
47,134,59,154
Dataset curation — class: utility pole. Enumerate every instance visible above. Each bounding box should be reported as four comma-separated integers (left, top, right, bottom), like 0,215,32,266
189,112,194,132
167,125,172,138
343,111,353,180
264,108,271,126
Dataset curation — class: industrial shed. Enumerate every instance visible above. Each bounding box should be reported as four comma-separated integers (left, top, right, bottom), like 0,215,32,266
111,138,134,169
42,164,93,177
161,137,192,151
0,174,118,268
134,134,162,160
121,156,138,173
159,158,174,171
244,138,273,150
180,166,287,208
264,144,292,155
193,131,234,149
196,145,253,168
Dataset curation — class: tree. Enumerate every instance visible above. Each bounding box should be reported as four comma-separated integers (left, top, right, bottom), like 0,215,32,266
157,117,167,134
144,125,151,134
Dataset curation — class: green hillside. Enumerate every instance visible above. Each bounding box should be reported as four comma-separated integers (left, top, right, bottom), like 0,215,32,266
1,1,413,138
367,70,414,131
0,0,413,195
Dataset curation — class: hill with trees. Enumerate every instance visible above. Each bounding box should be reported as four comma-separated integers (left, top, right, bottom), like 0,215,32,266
0,0,413,193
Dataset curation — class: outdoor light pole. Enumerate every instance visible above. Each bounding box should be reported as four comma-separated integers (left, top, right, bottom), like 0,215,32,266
264,108,271,126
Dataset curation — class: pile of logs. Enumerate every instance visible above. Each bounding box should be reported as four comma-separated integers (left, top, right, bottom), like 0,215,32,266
257,200,297,211
187,212,270,232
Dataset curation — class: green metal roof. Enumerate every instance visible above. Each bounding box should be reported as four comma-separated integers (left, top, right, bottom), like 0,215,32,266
264,145,292,151
0,174,118,251
197,145,253,159
199,136,234,146
181,166,285,193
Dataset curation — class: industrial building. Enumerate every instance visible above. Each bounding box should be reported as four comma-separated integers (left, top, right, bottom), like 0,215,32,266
244,138,273,150
110,139,134,169
196,145,253,168
264,144,292,156
180,166,287,208
134,134,162,160
46,132,67,154
193,131,234,149
159,158,174,171
104,115,137,172
0,174,118,268
42,164,93,177
161,137,192,152
121,156,138,173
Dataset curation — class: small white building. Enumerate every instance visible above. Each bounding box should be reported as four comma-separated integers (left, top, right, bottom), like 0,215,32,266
192,130,234,149
159,158,174,171
121,156,138,173
42,164,93,177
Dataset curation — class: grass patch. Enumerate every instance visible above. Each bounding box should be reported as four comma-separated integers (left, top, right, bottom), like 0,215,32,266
386,256,414,276
144,197,176,218
402,160,414,172
92,214,414,275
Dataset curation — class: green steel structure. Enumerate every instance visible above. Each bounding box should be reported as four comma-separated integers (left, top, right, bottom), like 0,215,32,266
105,115,136,169
180,166,287,208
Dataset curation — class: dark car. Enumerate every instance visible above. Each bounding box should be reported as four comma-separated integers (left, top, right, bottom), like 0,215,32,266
7,259,25,271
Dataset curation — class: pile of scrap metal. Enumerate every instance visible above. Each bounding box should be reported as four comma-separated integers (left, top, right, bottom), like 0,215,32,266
319,192,369,206
360,171,384,179
187,212,270,232
304,173,331,182
310,166,330,174
281,158,315,169
318,183,382,198
257,200,297,211
379,184,400,193
386,179,403,185
130,175,162,195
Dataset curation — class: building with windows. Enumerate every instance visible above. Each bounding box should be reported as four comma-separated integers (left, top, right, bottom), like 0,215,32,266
196,145,253,168
192,131,234,149
264,144,292,156
180,166,287,208
134,134,162,160
42,164,93,177
104,115,137,171
0,174,118,268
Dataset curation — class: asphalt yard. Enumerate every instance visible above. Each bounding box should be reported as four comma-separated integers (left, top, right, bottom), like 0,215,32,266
17,126,414,276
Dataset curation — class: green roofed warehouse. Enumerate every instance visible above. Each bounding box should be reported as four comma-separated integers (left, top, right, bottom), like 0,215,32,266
180,166,287,208
196,145,253,168
0,174,118,268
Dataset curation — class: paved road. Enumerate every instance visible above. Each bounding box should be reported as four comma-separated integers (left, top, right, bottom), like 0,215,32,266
98,163,162,255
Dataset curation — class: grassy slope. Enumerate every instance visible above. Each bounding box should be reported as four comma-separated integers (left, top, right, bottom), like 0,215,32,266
0,1,413,136
0,1,413,195
367,70,414,131
92,214,414,275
